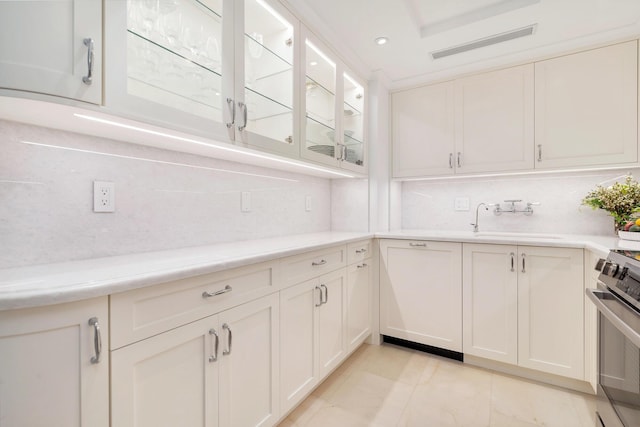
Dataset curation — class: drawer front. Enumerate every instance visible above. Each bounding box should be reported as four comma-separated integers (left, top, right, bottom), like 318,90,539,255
347,240,372,265
281,245,347,287
110,261,279,349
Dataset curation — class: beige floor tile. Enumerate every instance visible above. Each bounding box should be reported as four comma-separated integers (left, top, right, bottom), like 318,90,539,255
284,394,331,426
328,370,415,426
489,412,540,427
490,374,592,427
357,343,434,386
304,404,387,427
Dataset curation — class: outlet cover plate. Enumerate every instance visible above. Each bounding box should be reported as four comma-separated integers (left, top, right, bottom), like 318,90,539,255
94,181,115,213
455,197,469,211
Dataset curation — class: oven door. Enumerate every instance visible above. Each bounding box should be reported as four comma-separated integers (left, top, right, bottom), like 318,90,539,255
587,286,640,427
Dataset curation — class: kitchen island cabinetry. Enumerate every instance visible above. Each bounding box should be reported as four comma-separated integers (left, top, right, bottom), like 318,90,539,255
379,239,462,352
534,40,638,169
463,243,585,380
0,297,109,427
391,64,533,178
0,0,102,104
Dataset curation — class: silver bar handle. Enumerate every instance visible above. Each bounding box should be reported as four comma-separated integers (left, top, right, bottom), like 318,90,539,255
315,286,323,307
537,144,542,162
82,38,94,85
222,323,232,356
457,152,462,168
587,289,640,348
355,248,367,254
226,98,235,128
237,101,248,131
510,252,515,272
202,285,233,298
88,317,101,364
357,263,368,269
208,329,219,362
312,259,327,266
320,284,328,305
409,242,427,247
521,253,526,273
449,153,453,169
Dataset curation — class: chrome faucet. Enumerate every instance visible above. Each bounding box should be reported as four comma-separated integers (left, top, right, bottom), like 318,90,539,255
471,202,495,232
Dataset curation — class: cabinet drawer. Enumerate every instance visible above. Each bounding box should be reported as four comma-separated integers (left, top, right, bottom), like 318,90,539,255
281,245,346,287
347,240,372,265
110,261,279,349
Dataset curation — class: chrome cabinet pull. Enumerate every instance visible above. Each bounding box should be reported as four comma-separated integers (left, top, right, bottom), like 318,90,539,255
510,252,515,272
208,329,219,362
222,323,232,356
88,317,101,364
537,144,542,162
521,253,526,273
82,38,94,85
357,263,368,269
320,284,328,304
237,101,248,131
355,248,367,254
409,242,426,247
457,152,462,168
226,98,235,128
315,286,323,307
202,285,233,298
312,259,327,266
449,153,453,169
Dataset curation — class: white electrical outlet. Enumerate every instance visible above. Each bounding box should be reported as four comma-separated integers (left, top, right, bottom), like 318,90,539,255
241,191,251,212
454,197,470,211
94,181,115,213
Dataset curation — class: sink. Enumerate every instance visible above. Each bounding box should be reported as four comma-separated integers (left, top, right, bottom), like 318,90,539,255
473,232,563,240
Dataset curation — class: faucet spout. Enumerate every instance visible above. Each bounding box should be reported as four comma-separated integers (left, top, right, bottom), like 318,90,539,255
471,202,490,233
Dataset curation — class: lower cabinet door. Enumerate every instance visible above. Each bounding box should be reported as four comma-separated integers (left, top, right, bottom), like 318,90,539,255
517,246,585,380
0,297,109,427
462,244,518,364
111,316,219,427
380,240,463,352
346,260,371,352
317,269,347,378
218,294,280,427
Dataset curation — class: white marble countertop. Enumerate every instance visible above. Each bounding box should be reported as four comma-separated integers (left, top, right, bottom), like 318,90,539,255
0,232,373,311
3,229,637,311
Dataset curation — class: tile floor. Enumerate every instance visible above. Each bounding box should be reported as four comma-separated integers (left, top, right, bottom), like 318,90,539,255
278,343,597,427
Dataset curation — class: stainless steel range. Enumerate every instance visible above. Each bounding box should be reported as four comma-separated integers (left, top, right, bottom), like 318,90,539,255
588,250,640,427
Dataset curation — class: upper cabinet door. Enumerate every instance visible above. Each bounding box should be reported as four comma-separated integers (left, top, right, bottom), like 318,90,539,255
237,0,299,156
104,0,231,140
392,81,456,177
454,64,534,174
0,0,102,104
535,40,638,169
341,70,367,172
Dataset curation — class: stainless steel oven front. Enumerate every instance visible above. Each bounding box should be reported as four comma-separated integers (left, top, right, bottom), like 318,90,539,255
588,252,640,427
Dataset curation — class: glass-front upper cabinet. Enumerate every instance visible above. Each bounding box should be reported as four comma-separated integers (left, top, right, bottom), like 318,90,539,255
104,0,298,155
301,29,366,174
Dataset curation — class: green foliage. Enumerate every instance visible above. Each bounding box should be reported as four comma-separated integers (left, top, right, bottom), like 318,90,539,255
582,176,640,228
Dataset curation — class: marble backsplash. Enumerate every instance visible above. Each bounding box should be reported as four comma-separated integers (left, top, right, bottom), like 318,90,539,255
0,119,367,269
399,169,640,236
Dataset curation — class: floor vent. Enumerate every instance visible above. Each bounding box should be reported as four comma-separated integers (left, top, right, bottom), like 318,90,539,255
431,24,537,59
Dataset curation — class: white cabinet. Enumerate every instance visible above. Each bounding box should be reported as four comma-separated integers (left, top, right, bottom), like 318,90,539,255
0,297,109,427
463,244,585,380
379,239,462,352
301,29,367,174
279,268,346,414
346,240,372,352
105,0,300,156
535,40,638,169
111,293,280,427
0,0,102,104
392,64,533,177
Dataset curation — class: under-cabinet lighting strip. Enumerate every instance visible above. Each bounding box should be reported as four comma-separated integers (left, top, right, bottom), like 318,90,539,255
72,114,356,178
255,0,293,31
305,40,336,68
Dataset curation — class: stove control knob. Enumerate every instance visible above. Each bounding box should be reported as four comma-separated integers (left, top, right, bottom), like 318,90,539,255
603,262,619,277
595,258,607,272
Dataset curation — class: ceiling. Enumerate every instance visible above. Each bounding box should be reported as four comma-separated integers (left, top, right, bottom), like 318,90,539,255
284,0,640,89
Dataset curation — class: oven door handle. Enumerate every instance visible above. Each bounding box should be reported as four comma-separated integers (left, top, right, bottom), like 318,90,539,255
587,288,640,348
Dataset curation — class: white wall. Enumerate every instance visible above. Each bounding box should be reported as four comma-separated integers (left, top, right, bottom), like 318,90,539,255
0,119,340,268
399,169,640,236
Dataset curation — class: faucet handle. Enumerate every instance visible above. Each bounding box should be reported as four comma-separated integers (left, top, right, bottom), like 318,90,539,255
527,201,541,206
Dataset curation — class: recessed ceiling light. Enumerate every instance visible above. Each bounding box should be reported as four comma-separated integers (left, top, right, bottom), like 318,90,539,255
310,61,318,66
375,36,388,46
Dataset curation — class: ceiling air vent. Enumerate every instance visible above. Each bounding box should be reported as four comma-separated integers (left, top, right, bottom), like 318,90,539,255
430,24,537,60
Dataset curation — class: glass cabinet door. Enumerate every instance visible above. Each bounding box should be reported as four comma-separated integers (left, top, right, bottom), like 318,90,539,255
342,72,365,169
241,0,296,154
303,36,338,165
126,0,224,121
